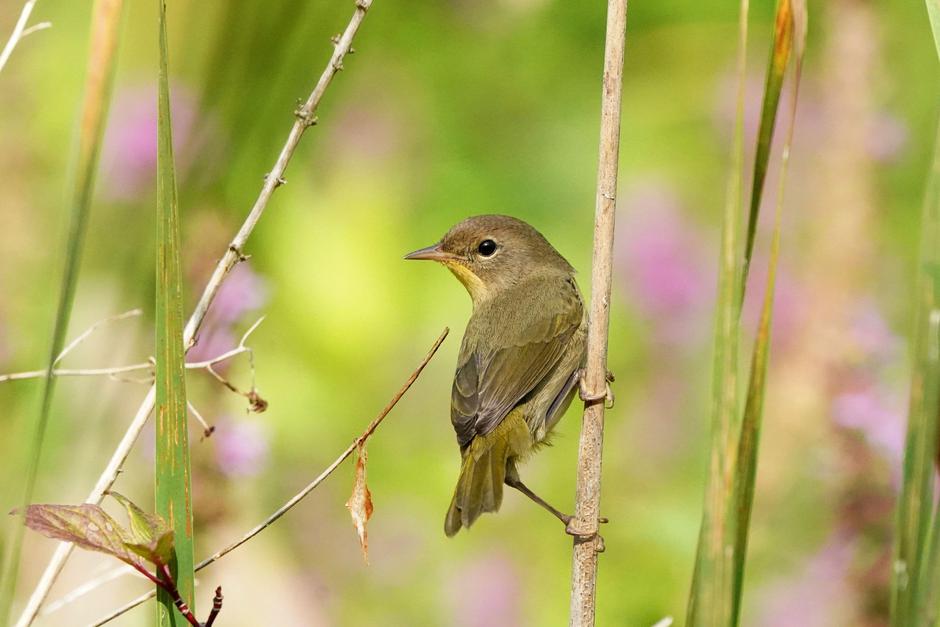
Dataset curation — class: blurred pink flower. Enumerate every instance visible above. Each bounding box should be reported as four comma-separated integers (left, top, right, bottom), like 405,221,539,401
850,299,902,364
756,535,854,627
831,302,906,473
188,263,269,364
831,387,905,466
616,182,715,347
446,553,521,627
100,83,200,201
215,417,270,478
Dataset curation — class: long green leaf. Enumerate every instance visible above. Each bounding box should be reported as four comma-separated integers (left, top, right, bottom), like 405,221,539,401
0,0,126,620
927,0,940,61
685,1,749,625
889,4,940,623
154,1,194,624
729,4,805,624
687,1,806,624
890,104,940,627
740,0,795,303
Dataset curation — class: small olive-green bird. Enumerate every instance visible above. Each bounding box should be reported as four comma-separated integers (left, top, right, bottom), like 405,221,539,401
405,215,587,536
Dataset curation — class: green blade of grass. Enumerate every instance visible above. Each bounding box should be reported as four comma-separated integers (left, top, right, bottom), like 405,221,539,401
927,0,940,60
889,5,940,623
729,4,805,625
687,1,805,625
154,0,194,624
911,308,940,625
740,0,795,304
0,0,126,620
685,1,749,625
890,101,940,627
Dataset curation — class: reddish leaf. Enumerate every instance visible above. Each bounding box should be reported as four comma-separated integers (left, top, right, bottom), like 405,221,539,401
345,443,373,564
20,504,138,567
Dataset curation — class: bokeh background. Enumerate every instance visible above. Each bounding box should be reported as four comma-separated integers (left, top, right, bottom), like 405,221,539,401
0,0,937,624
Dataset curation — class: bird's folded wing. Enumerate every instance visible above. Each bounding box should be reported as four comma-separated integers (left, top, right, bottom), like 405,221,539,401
451,298,581,449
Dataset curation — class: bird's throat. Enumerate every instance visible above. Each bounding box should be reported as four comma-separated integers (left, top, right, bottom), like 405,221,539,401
443,261,488,304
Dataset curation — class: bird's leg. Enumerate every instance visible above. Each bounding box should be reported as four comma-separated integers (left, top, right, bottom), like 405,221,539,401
577,369,615,409
505,474,572,525
504,474,609,544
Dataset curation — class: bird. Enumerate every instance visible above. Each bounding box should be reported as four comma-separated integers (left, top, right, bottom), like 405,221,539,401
405,214,588,536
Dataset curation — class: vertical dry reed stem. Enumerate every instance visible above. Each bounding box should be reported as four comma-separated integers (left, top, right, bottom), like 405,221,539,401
569,0,627,624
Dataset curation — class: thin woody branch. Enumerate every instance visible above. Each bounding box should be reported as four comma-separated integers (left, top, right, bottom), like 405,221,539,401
14,1,375,623
0,314,265,384
0,0,43,74
89,328,448,626
569,0,627,625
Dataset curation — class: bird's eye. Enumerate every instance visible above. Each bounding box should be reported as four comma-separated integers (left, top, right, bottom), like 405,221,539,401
477,239,497,257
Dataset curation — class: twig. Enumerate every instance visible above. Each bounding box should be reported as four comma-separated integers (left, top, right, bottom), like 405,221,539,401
90,328,448,626
13,2,375,623
0,0,40,74
187,401,214,439
0,315,263,384
19,21,50,38
569,0,627,624
56,309,143,366
40,565,138,616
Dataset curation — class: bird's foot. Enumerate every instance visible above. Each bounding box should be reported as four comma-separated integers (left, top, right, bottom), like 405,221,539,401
565,517,607,552
578,369,615,408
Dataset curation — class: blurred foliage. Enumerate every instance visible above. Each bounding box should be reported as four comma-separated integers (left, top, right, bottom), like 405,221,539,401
0,0,938,625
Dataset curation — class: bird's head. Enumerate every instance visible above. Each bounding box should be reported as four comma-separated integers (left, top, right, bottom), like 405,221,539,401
405,214,574,303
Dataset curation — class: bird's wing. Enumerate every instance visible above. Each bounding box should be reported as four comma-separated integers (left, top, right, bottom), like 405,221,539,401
450,280,582,449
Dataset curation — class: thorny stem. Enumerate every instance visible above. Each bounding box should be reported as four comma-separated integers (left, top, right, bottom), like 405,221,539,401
14,1,375,623
89,328,448,626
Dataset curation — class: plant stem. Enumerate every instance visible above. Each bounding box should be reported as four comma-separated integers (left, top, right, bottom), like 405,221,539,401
89,328,448,626
14,2,375,623
568,0,627,624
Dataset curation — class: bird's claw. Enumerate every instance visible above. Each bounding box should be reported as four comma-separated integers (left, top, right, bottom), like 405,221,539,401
565,520,606,552
564,515,609,552
578,375,615,409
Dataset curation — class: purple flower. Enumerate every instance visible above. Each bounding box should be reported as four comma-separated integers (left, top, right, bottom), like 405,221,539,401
100,83,200,201
446,554,521,627
616,181,715,347
832,383,906,479
215,417,270,478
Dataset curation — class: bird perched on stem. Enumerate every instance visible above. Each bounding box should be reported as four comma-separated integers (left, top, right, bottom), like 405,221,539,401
406,215,590,536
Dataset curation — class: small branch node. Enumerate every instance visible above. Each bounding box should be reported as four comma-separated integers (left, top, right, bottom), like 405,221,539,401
227,244,250,263
293,108,319,127
262,173,287,187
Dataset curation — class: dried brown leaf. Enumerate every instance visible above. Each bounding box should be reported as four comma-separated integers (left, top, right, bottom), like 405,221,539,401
345,443,373,564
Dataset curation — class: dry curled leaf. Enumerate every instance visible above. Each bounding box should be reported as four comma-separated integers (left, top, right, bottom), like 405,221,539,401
345,443,373,564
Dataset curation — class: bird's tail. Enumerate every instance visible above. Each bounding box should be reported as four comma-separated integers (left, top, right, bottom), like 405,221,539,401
444,410,530,536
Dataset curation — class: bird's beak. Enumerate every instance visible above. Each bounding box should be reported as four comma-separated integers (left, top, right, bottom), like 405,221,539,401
403,242,457,262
